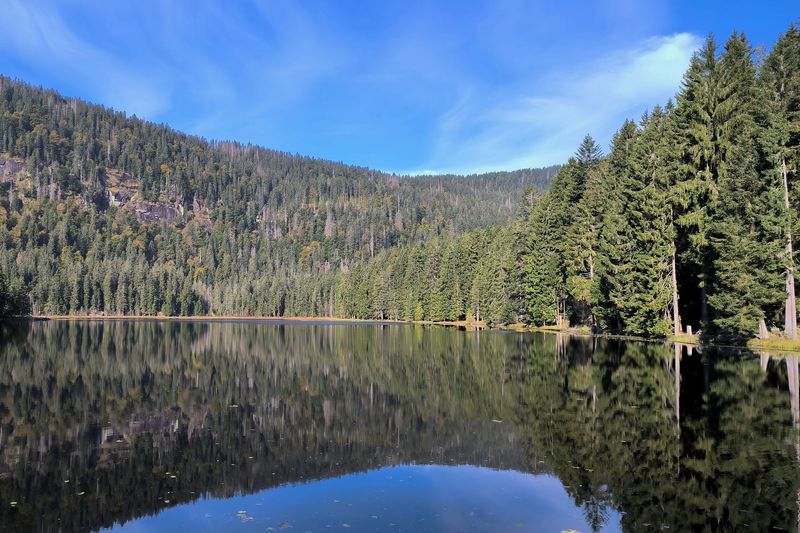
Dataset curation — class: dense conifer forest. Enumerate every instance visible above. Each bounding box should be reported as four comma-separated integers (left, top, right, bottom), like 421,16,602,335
335,24,800,342
1,23,799,342
0,75,556,317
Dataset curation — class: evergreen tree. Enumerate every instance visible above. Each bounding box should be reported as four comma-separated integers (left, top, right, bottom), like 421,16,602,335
592,121,638,333
761,23,800,339
624,108,677,335
709,32,784,336
565,156,604,327
673,35,720,330
524,184,566,325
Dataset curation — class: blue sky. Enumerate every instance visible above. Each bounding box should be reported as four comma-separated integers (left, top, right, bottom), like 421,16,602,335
0,1,796,175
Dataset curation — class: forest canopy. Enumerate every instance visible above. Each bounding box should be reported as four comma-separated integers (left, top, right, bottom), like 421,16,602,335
0,74,555,318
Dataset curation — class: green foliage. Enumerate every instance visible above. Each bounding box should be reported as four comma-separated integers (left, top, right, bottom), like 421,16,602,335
332,227,520,324
0,267,30,317
709,33,785,335
0,76,556,317
519,24,800,340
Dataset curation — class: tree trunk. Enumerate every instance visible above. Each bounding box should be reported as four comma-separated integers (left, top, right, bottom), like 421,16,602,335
672,243,681,336
788,355,800,533
700,283,708,330
783,157,798,340
674,343,681,424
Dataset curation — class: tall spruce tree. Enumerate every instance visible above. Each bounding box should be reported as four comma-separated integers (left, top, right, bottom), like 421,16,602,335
673,35,720,331
592,121,638,333
624,107,677,335
565,137,604,327
709,32,784,337
761,23,800,339
525,160,585,325
524,190,564,325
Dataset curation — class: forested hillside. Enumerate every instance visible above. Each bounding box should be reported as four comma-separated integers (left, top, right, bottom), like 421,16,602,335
0,76,556,316
332,24,800,342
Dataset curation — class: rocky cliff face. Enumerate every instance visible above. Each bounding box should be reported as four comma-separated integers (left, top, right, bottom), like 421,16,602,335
0,155,209,225
0,157,23,180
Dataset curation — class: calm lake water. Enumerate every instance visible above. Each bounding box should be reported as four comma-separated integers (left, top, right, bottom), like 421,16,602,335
0,320,798,532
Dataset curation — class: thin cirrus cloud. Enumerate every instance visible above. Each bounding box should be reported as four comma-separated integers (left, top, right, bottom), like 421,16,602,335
417,32,702,175
0,0,706,176
0,0,170,118
0,0,345,134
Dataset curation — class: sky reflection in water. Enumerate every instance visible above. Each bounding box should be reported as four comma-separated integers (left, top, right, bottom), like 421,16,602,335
106,465,619,532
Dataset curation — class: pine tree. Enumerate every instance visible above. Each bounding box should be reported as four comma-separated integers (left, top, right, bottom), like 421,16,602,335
624,107,677,335
576,134,604,169
525,157,590,325
761,23,800,339
592,121,638,333
709,32,784,336
673,35,720,330
430,242,456,321
525,187,566,325
565,157,604,327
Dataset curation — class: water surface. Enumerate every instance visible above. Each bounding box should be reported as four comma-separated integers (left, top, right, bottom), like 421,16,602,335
0,321,797,531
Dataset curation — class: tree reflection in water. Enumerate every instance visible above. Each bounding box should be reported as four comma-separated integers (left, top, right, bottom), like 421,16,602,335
0,321,797,531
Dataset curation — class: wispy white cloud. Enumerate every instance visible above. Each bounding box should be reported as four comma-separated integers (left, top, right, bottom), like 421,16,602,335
0,0,346,134
0,0,170,117
415,32,701,175
0,0,698,175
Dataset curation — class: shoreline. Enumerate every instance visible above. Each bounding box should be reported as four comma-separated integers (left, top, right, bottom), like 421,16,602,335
36,314,407,324
11,315,800,354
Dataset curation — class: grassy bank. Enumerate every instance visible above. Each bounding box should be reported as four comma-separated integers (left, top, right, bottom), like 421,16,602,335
747,337,800,354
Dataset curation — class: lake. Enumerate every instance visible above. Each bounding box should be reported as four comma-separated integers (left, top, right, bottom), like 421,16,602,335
0,320,798,531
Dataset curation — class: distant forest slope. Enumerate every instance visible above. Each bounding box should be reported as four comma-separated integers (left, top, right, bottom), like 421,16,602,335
0,77,556,316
